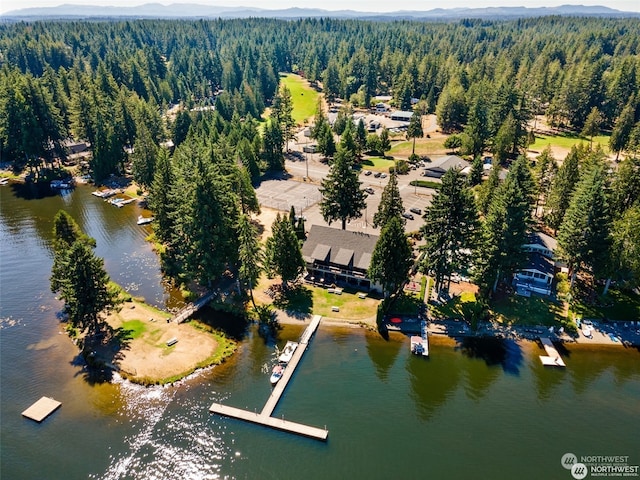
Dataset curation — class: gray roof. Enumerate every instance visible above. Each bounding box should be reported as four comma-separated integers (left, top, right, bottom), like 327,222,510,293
424,155,471,178
302,225,379,270
526,231,558,252
521,253,555,276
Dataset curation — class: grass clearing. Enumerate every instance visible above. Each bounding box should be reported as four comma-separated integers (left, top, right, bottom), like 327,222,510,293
571,288,640,322
430,292,477,319
121,319,146,339
491,294,567,327
389,138,448,158
529,133,610,153
279,73,319,126
360,157,395,170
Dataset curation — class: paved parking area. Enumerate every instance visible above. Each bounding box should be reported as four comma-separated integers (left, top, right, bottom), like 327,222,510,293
256,178,322,213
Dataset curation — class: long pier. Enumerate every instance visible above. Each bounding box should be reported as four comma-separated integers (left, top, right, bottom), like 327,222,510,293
210,315,327,441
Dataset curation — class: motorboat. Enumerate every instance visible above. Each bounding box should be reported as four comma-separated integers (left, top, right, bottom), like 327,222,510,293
137,215,154,225
270,364,284,385
278,341,298,363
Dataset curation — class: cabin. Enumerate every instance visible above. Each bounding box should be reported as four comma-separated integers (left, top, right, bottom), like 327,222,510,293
514,231,565,296
422,155,471,179
301,225,382,293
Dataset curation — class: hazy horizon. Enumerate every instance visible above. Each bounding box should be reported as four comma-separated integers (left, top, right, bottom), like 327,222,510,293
3,0,640,15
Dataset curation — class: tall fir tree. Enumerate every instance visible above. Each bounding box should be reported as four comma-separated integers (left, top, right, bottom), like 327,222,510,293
264,213,305,289
237,213,263,309
368,216,413,296
546,146,580,231
319,146,367,230
373,173,404,229
557,166,612,286
421,168,479,296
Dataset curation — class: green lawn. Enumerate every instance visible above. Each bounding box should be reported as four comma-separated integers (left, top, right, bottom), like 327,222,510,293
571,288,640,322
410,180,441,190
491,294,568,328
279,73,320,126
529,133,610,153
430,291,476,319
388,138,448,158
121,319,146,339
360,157,395,171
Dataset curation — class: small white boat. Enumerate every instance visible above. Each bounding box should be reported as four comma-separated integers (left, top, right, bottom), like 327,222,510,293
278,341,298,363
270,364,284,385
0,178,10,186
582,326,593,338
50,179,74,189
137,215,154,225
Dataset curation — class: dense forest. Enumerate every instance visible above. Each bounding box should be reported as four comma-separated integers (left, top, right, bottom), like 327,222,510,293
1,16,639,302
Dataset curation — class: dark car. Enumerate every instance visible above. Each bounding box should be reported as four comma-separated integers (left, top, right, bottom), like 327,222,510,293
410,207,422,215
374,172,382,178
402,212,414,220
365,187,375,194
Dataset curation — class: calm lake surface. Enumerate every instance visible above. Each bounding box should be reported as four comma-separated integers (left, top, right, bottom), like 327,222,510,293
1,183,639,480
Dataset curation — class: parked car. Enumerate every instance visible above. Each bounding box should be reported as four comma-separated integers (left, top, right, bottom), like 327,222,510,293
450,273,461,283
374,172,382,178
365,187,375,194
380,173,387,178
364,170,372,176
402,212,414,220
409,207,422,215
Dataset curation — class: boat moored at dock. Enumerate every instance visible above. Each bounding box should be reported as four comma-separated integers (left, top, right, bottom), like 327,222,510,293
278,341,298,363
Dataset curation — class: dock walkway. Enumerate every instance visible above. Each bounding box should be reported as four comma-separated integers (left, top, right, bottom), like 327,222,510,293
210,315,327,440
539,337,566,367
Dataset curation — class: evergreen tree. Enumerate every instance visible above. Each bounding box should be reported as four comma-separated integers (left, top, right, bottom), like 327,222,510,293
271,85,295,152
235,165,260,215
131,123,158,189
611,206,640,287
50,212,119,337
263,119,284,171
477,160,501,215
468,155,483,187
237,137,261,182
546,146,580,231
532,146,557,218
368,216,413,296
406,113,423,157
339,121,357,155
463,94,490,158
379,127,391,157
609,102,636,160
148,149,177,246
421,168,478,296
355,119,367,157
264,213,305,289
557,166,612,286
436,80,467,133
474,167,531,295
581,107,602,149
172,109,192,147
322,61,341,104
373,173,404,229
610,157,640,217
237,213,263,309
319,146,367,230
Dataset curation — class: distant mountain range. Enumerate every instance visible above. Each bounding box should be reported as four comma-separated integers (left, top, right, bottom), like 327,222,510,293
2,3,638,20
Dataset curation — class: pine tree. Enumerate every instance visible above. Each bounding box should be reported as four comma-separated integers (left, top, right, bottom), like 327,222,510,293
610,157,640,217
406,113,423,157
263,119,284,171
373,173,404,229
546,146,580,231
237,214,263,308
264,213,305,289
557,166,612,286
131,123,158,189
148,149,177,246
477,160,501,215
581,107,602,149
463,94,490,158
355,119,367,157
474,166,531,295
271,85,295,152
50,211,119,338
368,216,413,296
609,102,635,160
468,155,483,187
421,168,478,296
532,146,557,218
379,127,391,158
319,146,367,230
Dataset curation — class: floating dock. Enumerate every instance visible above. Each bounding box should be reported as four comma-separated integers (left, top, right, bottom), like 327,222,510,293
210,315,327,440
410,320,429,356
22,396,61,422
539,337,566,367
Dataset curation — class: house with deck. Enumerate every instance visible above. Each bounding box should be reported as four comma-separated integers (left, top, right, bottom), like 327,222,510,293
301,225,382,293
514,231,565,296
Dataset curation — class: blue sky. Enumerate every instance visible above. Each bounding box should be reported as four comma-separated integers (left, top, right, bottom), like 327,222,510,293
2,0,639,14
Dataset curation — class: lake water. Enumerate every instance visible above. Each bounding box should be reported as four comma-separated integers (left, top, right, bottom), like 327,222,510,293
1,183,639,480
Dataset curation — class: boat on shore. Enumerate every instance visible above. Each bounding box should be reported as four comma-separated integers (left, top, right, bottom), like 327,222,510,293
50,179,75,189
278,341,298,363
137,215,154,225
270,364,285,385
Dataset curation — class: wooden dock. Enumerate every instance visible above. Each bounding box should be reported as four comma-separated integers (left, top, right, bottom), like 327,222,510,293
210,315,327,440
22,396,61,422
539,337,566,367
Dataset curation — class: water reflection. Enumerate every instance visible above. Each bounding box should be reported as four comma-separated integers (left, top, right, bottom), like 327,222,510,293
365,330,403,382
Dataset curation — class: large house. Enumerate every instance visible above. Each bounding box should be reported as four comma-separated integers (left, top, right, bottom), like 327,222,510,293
422,155,471,179
301,225,382,293
514,231,564,295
